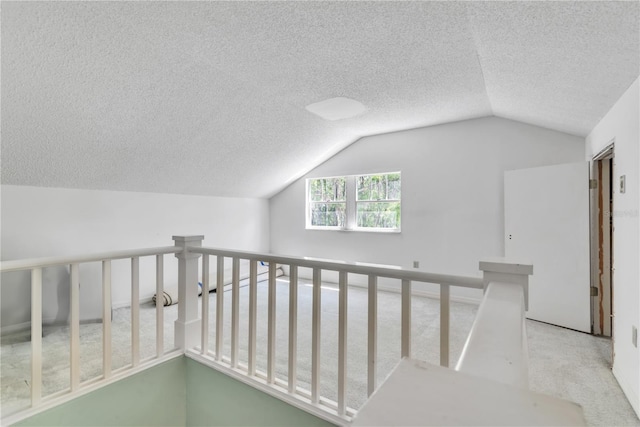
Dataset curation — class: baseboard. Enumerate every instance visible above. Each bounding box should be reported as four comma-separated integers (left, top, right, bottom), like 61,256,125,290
1,317,108,336
216,268,284,293
1,297,155,336
1,320,32,335
612,364,640,418
112,296,154,310
1,316,62,335
346,281,482,306
2,274,477,336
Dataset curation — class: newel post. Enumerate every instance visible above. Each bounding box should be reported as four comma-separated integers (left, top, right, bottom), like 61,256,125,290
479,258,533,309
173,235,204,351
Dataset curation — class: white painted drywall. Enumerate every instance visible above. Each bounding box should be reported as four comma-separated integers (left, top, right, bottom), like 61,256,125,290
270,116,585,301
0,185,269,332
586,77,640,417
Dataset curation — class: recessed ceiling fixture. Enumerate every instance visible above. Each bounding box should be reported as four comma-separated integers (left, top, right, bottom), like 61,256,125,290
305,97,367,121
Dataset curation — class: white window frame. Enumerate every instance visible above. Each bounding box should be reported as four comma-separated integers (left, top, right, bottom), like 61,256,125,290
306,172,401,232
354,172,402,232
305,175,348,230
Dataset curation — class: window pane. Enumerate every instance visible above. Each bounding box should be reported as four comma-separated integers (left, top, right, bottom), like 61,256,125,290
387,173,401,199
356,202,400,229
310,202,346,227
357,173,401,201
309,177,346,202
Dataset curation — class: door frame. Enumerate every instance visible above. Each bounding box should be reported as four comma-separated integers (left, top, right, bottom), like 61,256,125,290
590,141,614,338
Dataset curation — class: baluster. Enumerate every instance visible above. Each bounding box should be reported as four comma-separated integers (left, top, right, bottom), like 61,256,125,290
201,255,209,354
337,271,348,415
102,261,112,377
231,257,240,367
215,256,224,361
248,260,258,375
70,263,80,391
288,265,298,393
401,279,411,358
367,275,377,396
31,268,42,406
131,257,140,367
155,255,164,358
440,283,450,367
267,262,277,384
311,268,321,403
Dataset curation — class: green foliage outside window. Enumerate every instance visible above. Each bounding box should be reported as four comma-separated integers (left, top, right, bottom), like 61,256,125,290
357,173,401,201
309,177,346,202
307,173,400,230
357,173,400,229
356,201,400,229
310,203,346,227
309,177,346,227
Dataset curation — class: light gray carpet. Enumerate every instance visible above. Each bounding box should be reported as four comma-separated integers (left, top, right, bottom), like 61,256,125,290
1,277,638,426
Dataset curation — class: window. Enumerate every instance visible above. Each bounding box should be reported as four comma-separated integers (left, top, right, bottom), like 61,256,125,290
307,176,346,228
356,173,401,229
307,172,401,231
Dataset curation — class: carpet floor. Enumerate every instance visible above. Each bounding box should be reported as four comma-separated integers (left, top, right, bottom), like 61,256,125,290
1,276,638,426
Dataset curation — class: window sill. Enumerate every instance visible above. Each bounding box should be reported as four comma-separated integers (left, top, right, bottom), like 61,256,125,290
306,227,401,234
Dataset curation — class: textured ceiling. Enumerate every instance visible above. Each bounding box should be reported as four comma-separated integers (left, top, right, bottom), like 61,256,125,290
2,1,638,198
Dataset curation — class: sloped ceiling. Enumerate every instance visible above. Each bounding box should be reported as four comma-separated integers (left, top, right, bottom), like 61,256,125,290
2,1,638,198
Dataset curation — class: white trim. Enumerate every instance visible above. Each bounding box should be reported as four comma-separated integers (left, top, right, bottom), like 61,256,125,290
0,297,153,336
1,277,476,338
306,175,347,230
1,320,32,335
307,227,401,234
0,315,120,336
346,175,356,230
280,272,481,305
592,140,615,161
348,280,482,306
351,226,401,233
112,295,153,310
190,247,483,289
0,246,180,273
306,172,401,232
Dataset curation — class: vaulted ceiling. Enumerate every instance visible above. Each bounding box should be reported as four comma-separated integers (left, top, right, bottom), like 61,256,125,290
2,1,638,198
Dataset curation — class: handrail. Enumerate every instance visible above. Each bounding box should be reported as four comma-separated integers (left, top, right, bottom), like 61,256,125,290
189,246,484,289
187,243,492,422
350,277,581,427
1,235,532,426
0,246,181,272
455,281,529,388
0,244,182,423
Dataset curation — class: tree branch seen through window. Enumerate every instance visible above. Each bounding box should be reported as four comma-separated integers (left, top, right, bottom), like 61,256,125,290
307,173,401,231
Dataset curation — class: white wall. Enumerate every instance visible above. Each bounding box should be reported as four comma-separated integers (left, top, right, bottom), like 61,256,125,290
586,77,640,417
1,185,269,332
270,116,585,300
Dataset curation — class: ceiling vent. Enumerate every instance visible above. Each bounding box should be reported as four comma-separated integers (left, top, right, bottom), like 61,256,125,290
305,97,367,121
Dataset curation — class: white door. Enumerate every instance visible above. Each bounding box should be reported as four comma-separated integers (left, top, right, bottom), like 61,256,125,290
505,162,591,332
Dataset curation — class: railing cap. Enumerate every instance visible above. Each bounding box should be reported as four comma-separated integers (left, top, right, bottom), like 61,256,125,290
479,258,533,275
172,235,205,243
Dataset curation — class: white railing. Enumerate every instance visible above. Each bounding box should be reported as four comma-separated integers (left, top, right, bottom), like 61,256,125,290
179,236,495,424
0,244,183,424
1,236,534,426
456,259,533,387
350,263,585,426
456,281,529,388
